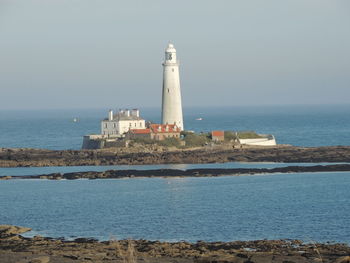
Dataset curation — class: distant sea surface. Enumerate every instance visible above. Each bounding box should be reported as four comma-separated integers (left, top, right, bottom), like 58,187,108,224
0,105,350,150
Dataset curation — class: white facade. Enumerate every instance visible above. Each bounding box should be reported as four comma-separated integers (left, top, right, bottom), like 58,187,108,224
101,109,145,136
161,43,184,131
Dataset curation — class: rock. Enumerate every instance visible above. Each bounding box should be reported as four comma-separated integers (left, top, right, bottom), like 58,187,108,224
5,235,22,241
0,230,349,263
0,176,12,180
7,164,350,180
0,225,31,237
29,256,50,263
336,256,350,263
195,256,246,263
63,254,79,260
2,146,350,168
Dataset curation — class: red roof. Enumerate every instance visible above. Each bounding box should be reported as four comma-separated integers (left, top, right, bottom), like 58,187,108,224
211,130,224,137
130,128,151,134
150,124,181,133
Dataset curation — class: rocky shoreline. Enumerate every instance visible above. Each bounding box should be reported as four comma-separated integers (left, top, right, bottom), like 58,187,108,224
1,145,350,167
0,225,349,263
1,164,350,180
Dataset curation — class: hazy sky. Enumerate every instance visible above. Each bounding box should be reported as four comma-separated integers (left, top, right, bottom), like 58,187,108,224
1,0,349,109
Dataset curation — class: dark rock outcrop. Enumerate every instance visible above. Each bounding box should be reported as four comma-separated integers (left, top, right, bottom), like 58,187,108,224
1,146,350,167
3,164,350,180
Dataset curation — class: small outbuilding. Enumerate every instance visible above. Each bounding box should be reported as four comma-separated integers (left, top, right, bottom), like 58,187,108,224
127,128,152,140
211,130,225,142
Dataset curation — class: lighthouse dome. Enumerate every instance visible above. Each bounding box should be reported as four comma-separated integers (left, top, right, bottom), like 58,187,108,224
166,43,176,52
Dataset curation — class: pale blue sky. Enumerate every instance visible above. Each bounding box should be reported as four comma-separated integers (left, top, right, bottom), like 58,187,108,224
0,0,349,109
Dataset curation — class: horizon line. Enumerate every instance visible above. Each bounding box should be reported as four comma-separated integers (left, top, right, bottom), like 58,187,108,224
1,103,350,111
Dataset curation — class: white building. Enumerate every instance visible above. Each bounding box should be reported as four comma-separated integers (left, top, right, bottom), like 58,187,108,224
101,109,146,136
238,135,277,146
161,43,184,131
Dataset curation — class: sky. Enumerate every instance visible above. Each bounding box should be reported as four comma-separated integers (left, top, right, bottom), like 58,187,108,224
0,0,349,109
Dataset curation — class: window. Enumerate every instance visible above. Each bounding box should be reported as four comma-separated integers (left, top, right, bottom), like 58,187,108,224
139,123,142,127
113,123,116,128
167,88,169,93
135,123,137,127
104,123,107,128
172,68,174,72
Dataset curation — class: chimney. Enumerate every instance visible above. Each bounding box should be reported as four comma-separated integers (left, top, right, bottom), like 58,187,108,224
131,109,139,117
108,110,113,121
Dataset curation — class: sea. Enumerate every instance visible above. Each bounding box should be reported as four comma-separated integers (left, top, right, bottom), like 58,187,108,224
1,105,350,150
0,105,350,243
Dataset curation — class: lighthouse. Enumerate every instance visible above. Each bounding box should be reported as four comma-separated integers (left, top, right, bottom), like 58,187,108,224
161,43,184,131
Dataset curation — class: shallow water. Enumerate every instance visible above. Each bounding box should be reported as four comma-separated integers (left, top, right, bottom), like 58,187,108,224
1,172,349,243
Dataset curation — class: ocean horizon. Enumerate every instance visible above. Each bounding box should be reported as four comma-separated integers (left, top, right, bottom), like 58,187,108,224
0,104,349,150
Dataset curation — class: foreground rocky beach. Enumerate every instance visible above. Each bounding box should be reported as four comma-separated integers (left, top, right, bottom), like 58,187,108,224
1,145,350,167
1,225,349,263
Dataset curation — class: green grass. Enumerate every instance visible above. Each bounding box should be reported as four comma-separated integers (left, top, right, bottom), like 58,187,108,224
183,133,211,147
236,131,264,139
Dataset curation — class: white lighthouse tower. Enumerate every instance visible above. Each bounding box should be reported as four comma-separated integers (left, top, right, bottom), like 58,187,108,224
161,43,184,131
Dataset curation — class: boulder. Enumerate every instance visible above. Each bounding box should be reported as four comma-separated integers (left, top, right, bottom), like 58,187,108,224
0,176,12,180
0,225,31,237
336,256,350,263
29,256,50,263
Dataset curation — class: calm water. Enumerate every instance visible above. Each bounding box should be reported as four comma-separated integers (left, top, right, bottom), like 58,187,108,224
0,172,349,243
0,105,350,150
1,106,350,243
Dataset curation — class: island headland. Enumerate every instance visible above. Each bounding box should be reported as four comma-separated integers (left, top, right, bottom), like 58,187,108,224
81,43,276,150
